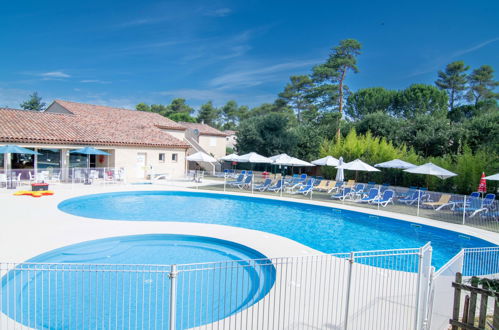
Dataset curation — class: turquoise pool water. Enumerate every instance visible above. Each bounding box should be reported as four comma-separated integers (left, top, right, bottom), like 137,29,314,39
1,234,275,329
58,191,497,269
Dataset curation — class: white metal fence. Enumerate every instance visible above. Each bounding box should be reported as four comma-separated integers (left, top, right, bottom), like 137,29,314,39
427,246,499,330
185,171,499,233
3,244,496,330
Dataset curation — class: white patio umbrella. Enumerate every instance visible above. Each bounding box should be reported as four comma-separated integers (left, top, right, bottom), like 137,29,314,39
236,152,273,164
374,159,416,170
484,173,499,181
338,159,380,172
335,157,344,182
219,153,240,162
403,162,457,180
311,155,339,167
337,158,380,181
186,151,217,163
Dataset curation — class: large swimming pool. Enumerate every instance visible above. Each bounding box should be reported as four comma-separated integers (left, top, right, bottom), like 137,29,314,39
1,234,275,329
58,191,496,269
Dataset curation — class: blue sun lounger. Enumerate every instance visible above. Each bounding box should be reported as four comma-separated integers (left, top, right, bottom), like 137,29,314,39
254,178,272,192
331,187,352,201
227,174,245,186
293,179,315,196
371,190,394,207
268,179,284,193
357,188,379,203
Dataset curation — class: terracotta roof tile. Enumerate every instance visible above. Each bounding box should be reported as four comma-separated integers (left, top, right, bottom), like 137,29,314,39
179,122,228,137
0,101,190,148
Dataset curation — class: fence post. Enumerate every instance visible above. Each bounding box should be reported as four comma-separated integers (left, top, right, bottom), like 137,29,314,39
251,175,254,194
223,174,226,192
462,195,466,225
280,177,283,197
417,189,421,217
169,264,178,330
344,252,355,330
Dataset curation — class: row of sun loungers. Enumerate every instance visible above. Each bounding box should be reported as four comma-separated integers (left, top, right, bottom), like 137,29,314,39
224,175,497,217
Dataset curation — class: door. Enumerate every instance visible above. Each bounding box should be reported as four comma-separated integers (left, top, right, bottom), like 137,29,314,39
136,153,147,179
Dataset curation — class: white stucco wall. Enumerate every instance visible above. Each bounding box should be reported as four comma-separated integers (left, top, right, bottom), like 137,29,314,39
198,135,226,158
113,146,186,181
162,129,186,141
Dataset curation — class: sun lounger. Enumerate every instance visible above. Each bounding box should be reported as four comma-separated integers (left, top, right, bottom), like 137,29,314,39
314,180,330,192
328,181,343,194
293,179,315,196
331,187,352,201
227,174,245,186
422,194,452,210
371,190,394,207
237,175,253,189
398,190,420,205
357,188,379,203
254,178,272,192
268,179,284,193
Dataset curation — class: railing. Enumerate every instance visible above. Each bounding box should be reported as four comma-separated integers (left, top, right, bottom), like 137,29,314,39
428,247,499,330
186,172,499,233
0,167,126,189
0,246,497,329
0,245,435,330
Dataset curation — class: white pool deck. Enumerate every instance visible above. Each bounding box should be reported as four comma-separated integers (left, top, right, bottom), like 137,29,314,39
0,181,498,329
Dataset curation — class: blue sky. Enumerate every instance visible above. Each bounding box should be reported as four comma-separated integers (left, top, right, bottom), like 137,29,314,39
1,0,498,110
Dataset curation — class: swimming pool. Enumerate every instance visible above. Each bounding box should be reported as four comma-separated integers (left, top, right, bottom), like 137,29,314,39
1,234,276,329
58,191,497,269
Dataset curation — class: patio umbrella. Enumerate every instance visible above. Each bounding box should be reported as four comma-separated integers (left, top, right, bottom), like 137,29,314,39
339,159,380,172
403,162,457,179
0,145,41,189
374,159,416,170
187,151,217,163
219,153,240,162
311,155,339,167
335,157,344,182
477,172,487,195
70,147,110,184
484,173,499,181
374,159,416,185
337,158,380,181
236,152,272,164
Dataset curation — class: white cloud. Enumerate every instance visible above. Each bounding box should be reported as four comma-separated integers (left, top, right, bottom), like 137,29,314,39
452,37,499,57
209,59,318,89
40,71,70,78
203,8,232,17
80,79,111,84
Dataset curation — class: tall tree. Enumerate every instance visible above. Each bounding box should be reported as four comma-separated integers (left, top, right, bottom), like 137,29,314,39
312,39,362,139
467,65,499,106
435,61,469,111
20,92,46,111
220,100,239,129
197,101,221,127
236,112,297,156
345,87,397,119
393,84,448,119
167,98,194,115
278,75,316,122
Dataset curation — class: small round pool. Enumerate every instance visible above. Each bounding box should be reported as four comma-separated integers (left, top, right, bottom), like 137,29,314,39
1,234,276,329
58,191,497,270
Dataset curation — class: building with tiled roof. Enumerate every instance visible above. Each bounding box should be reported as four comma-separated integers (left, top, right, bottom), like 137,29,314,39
0,100,191,180
179,122,228,158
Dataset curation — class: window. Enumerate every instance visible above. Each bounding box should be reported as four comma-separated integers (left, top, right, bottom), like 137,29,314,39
159,153,165,163
172,153,178,162
209,137,217,146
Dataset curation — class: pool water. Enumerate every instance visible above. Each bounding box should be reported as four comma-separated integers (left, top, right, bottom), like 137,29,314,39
1,234,276,329
58,191,497,269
